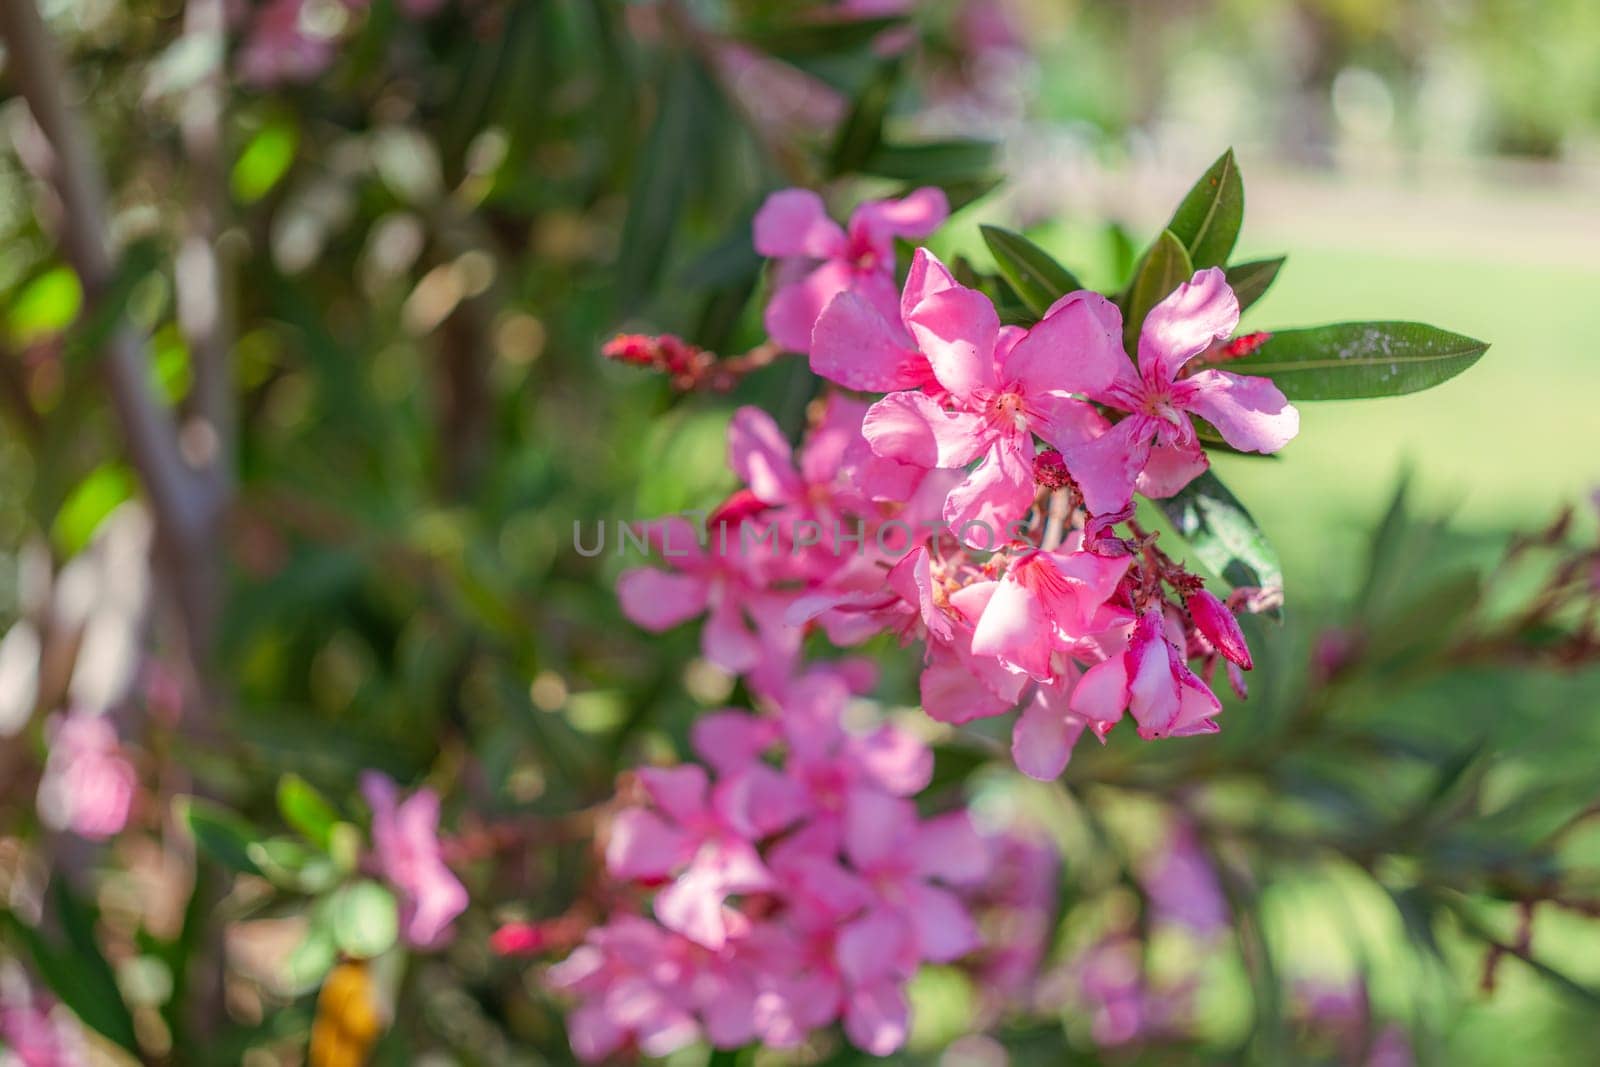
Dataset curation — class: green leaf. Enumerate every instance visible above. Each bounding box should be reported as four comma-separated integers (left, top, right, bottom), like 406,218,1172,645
1224,256,1284,312
828,56,902,177
52,463,136,556
329,881,399,960
7,266,82,344
861,139,996,183
979,225,1081,318
278,774,340,851
1227,322,1490,401
739,15,903,58
1167,148,1243,269
1,884,140,1054
176,796,263,876
231,115,299,204
1121,229,1192,353
1156,469,1284,615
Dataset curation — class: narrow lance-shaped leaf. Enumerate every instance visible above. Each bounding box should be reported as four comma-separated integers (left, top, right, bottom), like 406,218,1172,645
1167,148,1243,269
980,225,1081,318
829,56,902,177
862,139,996,183
1225,322,1489,401
1224,256,1284,313
1156,469,1284,618
1122,229,1192,353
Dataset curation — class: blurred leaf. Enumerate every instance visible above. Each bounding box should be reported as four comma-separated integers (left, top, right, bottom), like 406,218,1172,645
861,139,996,183
278,774,340,851
740,15,904,58
1226,322,1490,400
247,837,339,893
232,115,300,204
617,56,713,312
1122,230,1193,354
52,463,135,555
1166,148,1243,269
1,883,139,1054
1225,256,1285,312
66,240,163,367
329,881,399,960
829,56,903,177
177,796,264,876
1156,469,1284,615
980,225,1081,318
8,266,82,344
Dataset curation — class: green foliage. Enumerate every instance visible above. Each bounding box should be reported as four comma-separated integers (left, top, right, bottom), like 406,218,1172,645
980,225,1081,318
1229,322,1491,400
1166,148,1244,270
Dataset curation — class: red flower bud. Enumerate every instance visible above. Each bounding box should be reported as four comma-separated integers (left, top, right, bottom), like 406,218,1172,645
1186,589,1252,670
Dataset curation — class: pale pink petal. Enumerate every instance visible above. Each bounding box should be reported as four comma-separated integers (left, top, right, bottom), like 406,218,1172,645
918,643,1019,725
943,439,1035,548
616,568,709,631
1012,690,1088,780
1126,610,1182,736
811,288,927,390
900,247,958,324
690,710,778,773
728,406,803,505
712,764,810,838
886,545,953,642
1165,672,1223,738
655,867,733,949
637,765,709,826
1003,289,1125,398
969,570,1052,681
799,393,870,485
850,723,934,795
843,788,917,872
911,812,990,885
844,980,910,1056
905,283,1000,401
1062,416,1155,515
905,882,981,961
605,808,692,880
852,186,949,240
1182,368,1300,453
702,593,761,674
765,259,857,353
836,908,914,986
752,188,847,258
1027,393,1111,452
862,391,988,470
1069,654,1129,725
1135,438,1209,499
1137,268,1240,383
567,999,628,1062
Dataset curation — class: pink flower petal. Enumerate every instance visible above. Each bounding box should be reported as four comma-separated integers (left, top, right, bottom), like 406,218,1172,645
905,882,981,961
905,283,1000,401
765,259,858,354
728,406,803,505
1003,289,1125,398
1070,653,1129,725
1012,688,1088,780
969,570,1053,681
1137,267,1240,383
852,186,949,240
1182,368,1300,453
605,808,693,880
1135,438,1209,499
637,765,709,825
1027,393,1111,452
863,390,988,469
616,568,709,631
752,188,847,258
811,288,927,390
911,812,990,886
843,979,910,1056
1063,416,1155,515
836,908,914,985
901,247,959,324
843,788,917,872
942,438,1036,547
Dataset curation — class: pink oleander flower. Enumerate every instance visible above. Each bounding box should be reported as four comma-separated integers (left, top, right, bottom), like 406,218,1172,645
754,187,948,356
967,544,1132,681
1186,588,1253,669
1140,823,1229,938
0,968,85,1067
36,712,136,842
1064,268,1299,514
237,0,338,87
1071,606,1223,740
616,516,803,690
960,828,1059,1022
361,772,469,950
855,249,1122,541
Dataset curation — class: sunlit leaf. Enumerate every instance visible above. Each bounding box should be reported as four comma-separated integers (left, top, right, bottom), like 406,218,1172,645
1227,322,1490,400
980,225,1081,318
1168,147,1243,269
1156,469,1284,616
1225,256,1285,312
1121,229,1192,352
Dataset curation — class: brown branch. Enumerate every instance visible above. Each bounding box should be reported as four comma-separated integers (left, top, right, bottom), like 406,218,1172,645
0,0,225,656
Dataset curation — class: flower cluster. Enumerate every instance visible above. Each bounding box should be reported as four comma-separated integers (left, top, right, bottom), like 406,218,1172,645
549,672,1001,1058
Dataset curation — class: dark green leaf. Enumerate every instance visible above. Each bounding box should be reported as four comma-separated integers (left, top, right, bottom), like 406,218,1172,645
828,57,902,177
277,774,340,851
739,15,903,58
861,139,996,183
1,884,140,1053
1167,148,1243,269
980,225,1081,318
177,796,264,876
1121,229,1192,353
1228,322,1490,401
1224,256,1284,312
1156,469,1284,615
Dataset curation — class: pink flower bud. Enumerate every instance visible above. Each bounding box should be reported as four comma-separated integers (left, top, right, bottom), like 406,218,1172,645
1186,590,1252,670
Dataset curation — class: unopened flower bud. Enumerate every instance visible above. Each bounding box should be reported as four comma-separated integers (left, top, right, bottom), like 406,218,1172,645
1186,589,1252,670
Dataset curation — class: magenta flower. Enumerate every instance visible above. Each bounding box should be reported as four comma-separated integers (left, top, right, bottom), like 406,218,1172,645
36,712,136,842
237,0,337,87
754,186,948,356
967,546,1132,680
858,250,1123,541
1071,607,1223,740
361,772,469,950
1064,268,1299,514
